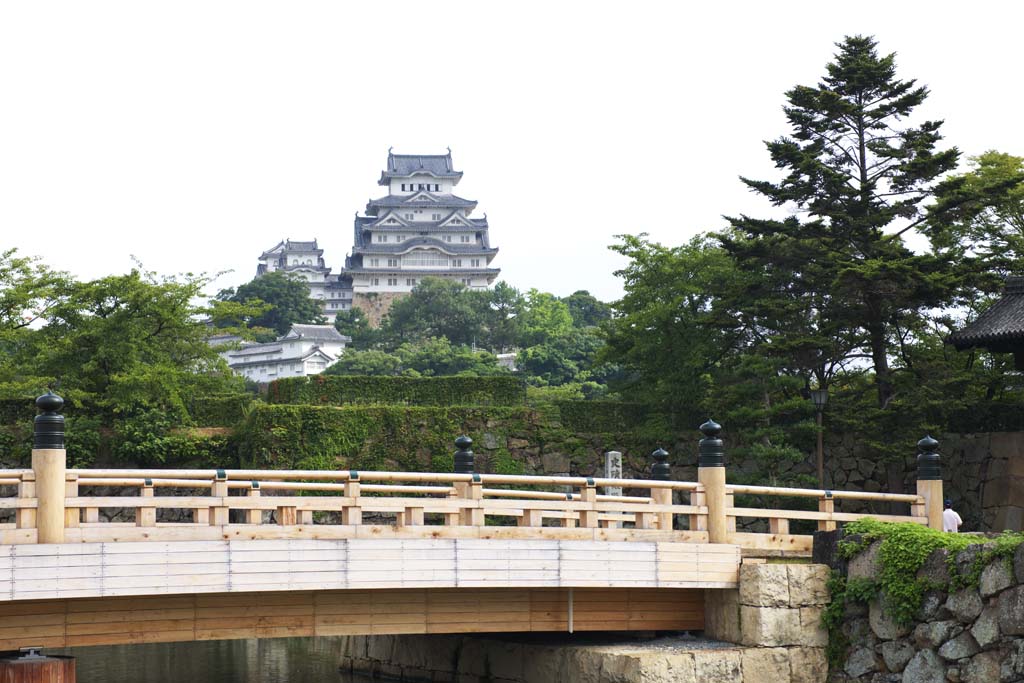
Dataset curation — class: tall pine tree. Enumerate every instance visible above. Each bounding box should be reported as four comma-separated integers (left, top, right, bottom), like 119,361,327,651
721,36,962,411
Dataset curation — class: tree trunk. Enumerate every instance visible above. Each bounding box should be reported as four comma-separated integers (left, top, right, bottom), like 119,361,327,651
868,321,893,410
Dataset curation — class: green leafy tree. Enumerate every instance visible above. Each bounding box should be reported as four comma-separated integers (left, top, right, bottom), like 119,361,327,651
382,277,488,347
324,349,404,376
218,271,325,336
720,35,965,412
480,281,524,352
561,290,611,328
333,306,381,348
395,337,506,377
931,151,1024,272
37,269,246,418
516,290,573,347
602,234,745,415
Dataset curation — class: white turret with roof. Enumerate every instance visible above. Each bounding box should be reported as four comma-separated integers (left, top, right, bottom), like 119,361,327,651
220,323,351,383
345,149,500,293
256,239,352,321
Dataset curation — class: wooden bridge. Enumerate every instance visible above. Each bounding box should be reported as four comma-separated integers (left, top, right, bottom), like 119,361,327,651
0,394,944,654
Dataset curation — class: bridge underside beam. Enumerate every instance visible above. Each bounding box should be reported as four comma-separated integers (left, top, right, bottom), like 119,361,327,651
0,587,705,650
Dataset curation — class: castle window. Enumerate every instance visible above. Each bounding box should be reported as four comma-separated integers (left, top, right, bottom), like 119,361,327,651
387,278,398,286
434,184,439,191
432,213,441,220
370,258,380,267
401,184,406,191
460,235,471,243
406,278,417,286
462,278,472,286
387,258,399,267
403,249,449,268
376,234,388,243
372,278,380,286
471,259,481,267
404,213,413,220
444,235,452,242
452,259,462,267
396,235,404,242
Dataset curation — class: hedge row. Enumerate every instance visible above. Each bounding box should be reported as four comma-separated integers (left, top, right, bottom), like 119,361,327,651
266,375,527,408
188,394,254,427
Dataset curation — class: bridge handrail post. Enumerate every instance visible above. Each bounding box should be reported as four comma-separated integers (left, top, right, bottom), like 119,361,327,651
697,419,728,544
32,392,66,544
16,472,36,530
817,492,836,532
688,483,707,533
246,482,263,525
343,472,362,526
65,473,80,530
579,480,598,528
649,448,674,531
210,471,230,526
137,480,156,527
916,436,943,531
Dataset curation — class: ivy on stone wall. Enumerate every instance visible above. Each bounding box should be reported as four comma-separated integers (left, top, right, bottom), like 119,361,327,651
825,520,1024,669
266,376,527,408
236,403,679,478
187,394,254,427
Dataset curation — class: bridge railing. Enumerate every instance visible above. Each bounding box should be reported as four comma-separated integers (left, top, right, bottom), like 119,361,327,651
2,394,946,552
1,468,709,543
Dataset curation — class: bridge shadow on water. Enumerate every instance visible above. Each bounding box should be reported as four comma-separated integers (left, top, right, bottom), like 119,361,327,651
56,637,371,683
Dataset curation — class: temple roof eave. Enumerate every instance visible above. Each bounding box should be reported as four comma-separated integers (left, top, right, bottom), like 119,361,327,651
947,277,1024,352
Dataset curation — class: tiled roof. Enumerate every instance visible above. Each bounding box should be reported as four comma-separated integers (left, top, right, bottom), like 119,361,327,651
355,239,498,256
365,213,488,230
366,193,477,213
285,324,350,342
948,277,1024,351
379,151,463,184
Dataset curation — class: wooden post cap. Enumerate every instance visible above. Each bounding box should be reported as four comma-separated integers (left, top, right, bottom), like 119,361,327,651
454,435,474,474
650,448,671,480
698,419,724,467
916,435,941,480
33,391,64,450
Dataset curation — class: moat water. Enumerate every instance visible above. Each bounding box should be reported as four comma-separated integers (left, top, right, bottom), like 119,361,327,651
57,638,369,683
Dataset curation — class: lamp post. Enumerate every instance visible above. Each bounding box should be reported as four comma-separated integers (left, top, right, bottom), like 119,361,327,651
810,388,828,488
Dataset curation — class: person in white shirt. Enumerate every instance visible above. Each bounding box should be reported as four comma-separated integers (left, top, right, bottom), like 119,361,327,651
943,499,962,533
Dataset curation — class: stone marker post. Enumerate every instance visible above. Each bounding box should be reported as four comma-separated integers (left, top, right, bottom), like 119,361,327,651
32,392,66,544
916,435,944,531
603,450,622,497
697,420,728,544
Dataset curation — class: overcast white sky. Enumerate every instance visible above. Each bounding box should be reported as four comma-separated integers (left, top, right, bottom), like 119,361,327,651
1,2,1021,302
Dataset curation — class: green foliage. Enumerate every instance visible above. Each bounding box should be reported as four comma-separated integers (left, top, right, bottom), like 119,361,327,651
267,375,527,407
562,290,612,328
720,35,966,417
239,403,531,472
382,277,490,347
187,394,255,427
836,520,1024,626
556,401,672,435
333,307,381,348
218,271,325,336
930,150,1024,272
326,337,508,379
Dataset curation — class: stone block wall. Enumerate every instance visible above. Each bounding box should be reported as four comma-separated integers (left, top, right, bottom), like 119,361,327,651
823,431,1024,533
832,541,1024,682
705,561,831,682
337,632,826,683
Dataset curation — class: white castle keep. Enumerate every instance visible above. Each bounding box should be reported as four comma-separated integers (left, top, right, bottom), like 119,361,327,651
255,150,500,322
